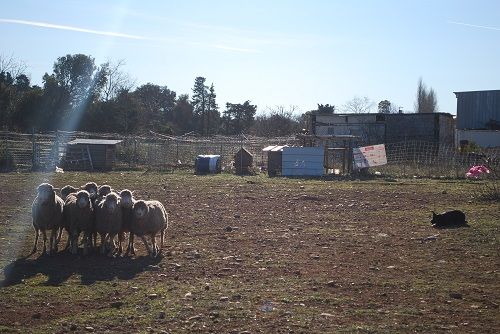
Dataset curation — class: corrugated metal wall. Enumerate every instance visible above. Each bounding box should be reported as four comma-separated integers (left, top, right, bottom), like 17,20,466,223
282,147,324,176
456,130,500,148
455,90,500,129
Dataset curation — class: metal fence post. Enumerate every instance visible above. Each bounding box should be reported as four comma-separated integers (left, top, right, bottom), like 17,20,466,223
176,141,179,163
31,128,36,170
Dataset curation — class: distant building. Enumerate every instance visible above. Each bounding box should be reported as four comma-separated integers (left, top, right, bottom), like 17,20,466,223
306,112,455,146
63,138,123,171
454,90,500,148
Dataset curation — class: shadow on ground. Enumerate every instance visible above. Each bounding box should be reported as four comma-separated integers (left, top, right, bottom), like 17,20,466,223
0,251,162,287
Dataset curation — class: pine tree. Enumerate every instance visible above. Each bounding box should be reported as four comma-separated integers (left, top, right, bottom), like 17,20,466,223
191,77,207,135
206,83,219,134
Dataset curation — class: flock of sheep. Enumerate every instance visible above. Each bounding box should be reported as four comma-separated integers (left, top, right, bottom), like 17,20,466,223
31,182,168,258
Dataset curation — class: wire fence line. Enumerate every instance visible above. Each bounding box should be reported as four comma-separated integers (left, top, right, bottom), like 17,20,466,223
375,140,499,178
0,130,297,172
0,130,498,178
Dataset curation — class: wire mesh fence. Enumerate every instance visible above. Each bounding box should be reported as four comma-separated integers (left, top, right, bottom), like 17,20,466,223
0,130,297,172
0,130,498,179
378,140,499,178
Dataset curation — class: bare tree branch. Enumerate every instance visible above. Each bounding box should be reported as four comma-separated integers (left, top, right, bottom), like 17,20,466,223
101,59,135,101
342,96,374,113
0,53,28,78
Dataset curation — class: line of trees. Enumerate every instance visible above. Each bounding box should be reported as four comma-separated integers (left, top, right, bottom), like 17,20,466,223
1,53,440,136
0,53,289,136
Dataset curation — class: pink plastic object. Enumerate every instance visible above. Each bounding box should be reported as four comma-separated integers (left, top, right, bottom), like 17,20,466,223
466,165,491,179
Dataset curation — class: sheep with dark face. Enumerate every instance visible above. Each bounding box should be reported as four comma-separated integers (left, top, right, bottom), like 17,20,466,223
97,185,113,203
130,199,168,258
60,185,78,200
64,190,94,255
82,182,98,203
95,192,123,256
119,189,136,256
31,183,64,255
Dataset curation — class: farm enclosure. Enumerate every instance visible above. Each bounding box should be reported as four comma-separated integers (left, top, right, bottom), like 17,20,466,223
1,130,499,178
0,171,498,333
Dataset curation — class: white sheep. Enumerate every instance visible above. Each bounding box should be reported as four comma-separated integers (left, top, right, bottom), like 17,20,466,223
63,190,94,255
31,183,64,255
130,199,168,258
95,192,123,256
119,189,136,256
58,185,78,249
81,182,99,249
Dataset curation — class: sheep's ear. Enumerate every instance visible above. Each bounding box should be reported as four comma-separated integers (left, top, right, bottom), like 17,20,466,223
432,211,436,218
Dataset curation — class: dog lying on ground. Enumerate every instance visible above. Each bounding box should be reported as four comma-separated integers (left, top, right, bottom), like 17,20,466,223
431,210,468,228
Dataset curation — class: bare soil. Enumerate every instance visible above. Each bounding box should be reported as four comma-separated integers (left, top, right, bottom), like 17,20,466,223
0,171,498,333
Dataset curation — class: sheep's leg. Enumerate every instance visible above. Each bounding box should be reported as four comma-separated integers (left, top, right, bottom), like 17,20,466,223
67,229,74,253
41,229,48,255
140,235,153,257
131,233,136,255
90,233,95,253
87,232,93,255
53,227,61,251
129,233,136,256
56,226,63,244
107,234,116,257
124,233,135,257
118,232,124,255
82,232,90,256
49,228,57,255
31,227,39,254
89,232,96,253
71,232,79,255
100,233,107,255
160,228,165,250
151,233,158,258
64,230,71,251
104,234,112,252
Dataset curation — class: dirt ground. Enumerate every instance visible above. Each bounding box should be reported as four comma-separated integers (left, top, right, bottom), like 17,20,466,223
0,171,498,333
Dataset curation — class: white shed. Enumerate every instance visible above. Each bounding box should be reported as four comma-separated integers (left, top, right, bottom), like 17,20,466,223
282,147,324,176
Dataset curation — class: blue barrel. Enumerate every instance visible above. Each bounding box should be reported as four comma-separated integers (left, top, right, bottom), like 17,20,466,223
195,155,221,174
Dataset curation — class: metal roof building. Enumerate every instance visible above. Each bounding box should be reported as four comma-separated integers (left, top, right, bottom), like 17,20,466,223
306,112,455,146
454,90,500,130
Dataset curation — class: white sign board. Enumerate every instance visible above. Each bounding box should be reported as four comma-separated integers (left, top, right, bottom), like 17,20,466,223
353,144,387,168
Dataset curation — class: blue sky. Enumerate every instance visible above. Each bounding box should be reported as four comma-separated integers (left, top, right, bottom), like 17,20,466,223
1,0,499,115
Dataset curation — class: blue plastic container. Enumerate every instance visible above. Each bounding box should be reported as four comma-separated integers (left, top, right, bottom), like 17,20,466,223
195,155,221,174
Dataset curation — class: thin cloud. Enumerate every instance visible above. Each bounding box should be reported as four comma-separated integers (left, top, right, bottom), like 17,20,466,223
0,18,259,53
448,20,500,32
212,44,259,53
0,18,152,40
